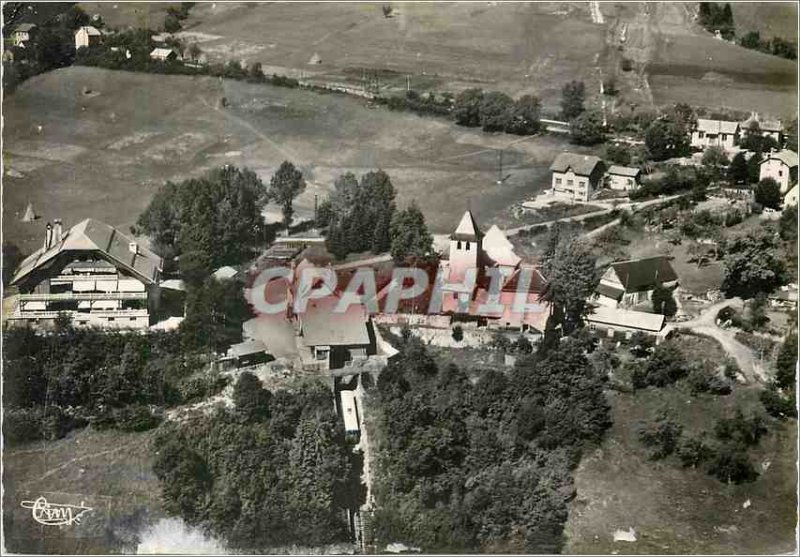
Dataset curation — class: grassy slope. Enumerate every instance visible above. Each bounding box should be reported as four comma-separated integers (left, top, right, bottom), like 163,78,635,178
731,2,799,41
3,428,164,554
3,66,591,254
564,335,797,554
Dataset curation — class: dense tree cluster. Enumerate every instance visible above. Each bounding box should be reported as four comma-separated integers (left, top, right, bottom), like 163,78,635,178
453,89,542,135
389,202,434,261
153,377,354,551
324,170,397,259
738,30,797,60
541,233,599,334
754,178,782,210
560,80,585,120
2,326,227,445
370,337,610,552
644,118,691,161
569,110,606,145
721,228,788,298
136,165,266,274
698,2,734,40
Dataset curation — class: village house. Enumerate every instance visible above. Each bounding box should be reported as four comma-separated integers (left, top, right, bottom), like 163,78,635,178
594,255,678,308
784,184,798,207
759,149,798,193
691,119,740,151
741,113,783,144
150,47,181,62
439,210,550,334
9,219,163,329
74,25,102,49
586,305,666,340
11,23,36,46
549,153,606,202
605,165,641,191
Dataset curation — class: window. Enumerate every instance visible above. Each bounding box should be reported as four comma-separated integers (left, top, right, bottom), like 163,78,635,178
722,134,727,141
698,131,705,138
457,240,461,249
627,178,634,185
108,317,115,322
779,170,783,177
555,177,562,185
567,179,574,186
589,323,596,331
129,317,136,322
465,242,470,251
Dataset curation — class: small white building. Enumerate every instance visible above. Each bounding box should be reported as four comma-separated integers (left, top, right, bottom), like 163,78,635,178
784,184,798,207
759,149,798,193
150,47,181,62
74,26,102,49
339,390,360,437
691,119,740,151
549,153,606,202
586,306,666,340
605,165,641,191
12,23,36,46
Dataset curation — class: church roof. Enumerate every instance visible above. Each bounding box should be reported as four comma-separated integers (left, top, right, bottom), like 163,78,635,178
482,225,521,267
450,210,483,242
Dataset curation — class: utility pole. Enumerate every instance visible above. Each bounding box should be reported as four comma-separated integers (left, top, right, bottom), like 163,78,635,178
314,194,318,227
496,149,504,184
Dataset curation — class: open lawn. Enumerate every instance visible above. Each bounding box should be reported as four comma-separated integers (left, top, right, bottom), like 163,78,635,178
3,66,597,255
564,378,797,554
3,428,164,554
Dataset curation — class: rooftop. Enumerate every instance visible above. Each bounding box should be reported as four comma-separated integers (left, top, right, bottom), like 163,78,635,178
586,306,665,332
610,256,678,293
77,25,102,36
14,23,37,32
450,210,483,242
696,119,739,135
300,296,371,347
607,165,641,177
762,149,798,168
482,224,521,267
550,152,604,176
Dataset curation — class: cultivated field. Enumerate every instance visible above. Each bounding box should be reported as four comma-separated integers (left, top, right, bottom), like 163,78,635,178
3,66,595,255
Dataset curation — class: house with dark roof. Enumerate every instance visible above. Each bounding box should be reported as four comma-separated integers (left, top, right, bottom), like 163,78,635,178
741,113,783,144
549,153,606,202
759,149,798,193
594,255,678,308
605,165,641,191
691,119,740,151
8,219,163,329
11,23,36,46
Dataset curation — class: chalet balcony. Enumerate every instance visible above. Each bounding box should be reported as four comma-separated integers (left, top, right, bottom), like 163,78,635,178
18,291,147,302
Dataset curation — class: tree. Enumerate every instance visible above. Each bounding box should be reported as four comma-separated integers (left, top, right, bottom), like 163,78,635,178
754,177,782,210
651,284,677,316
727,151,749,185
268,161,306,228
722,228,787,298
779,204,797,242
541,238,598,333
560,80,585,120
708,445,758,484
2,243,24,286
637,410,683,460
233,371,271,421
479,91,514,132
701,145,729,182
389,202,434,260
187,42,202,62
453,88,484,127
775,333,798,391
164,13,182,33
785,118,798,151
645,119,689,161
605,144,631,165
506,95,541,135
570,110,605,145
631,341,689,388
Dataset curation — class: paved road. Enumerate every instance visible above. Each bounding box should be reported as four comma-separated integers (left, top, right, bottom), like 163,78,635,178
661,297,767,383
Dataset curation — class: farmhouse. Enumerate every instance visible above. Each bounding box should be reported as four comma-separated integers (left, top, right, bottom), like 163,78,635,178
759,149,798,193
74,26,102,49
8,219,163,330
439,210,549,333
11,23,36,46
691,119,740,151
605,165,641,191
741,113,783,144
784,184,798,207
150,47,181,62
586,306,666,340
595,255,678,308
549,153,606,202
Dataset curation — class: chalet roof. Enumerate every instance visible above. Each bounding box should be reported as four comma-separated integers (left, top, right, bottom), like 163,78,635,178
596,283,625,301
696,119,739,135
586,306,665,333
741,114,783,133
610,256,678,293
150,47,178,59
482,225,521,267
607,165,641,177
300,296,370,347
11,218,163,286
761,149,798,168
77,25,101,36
212,265,238,280
229,339,267,358
550,153,604,177
14,23,36,32
450,210,483,242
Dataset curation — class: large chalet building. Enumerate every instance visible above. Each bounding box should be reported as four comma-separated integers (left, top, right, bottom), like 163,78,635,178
9,219,163,329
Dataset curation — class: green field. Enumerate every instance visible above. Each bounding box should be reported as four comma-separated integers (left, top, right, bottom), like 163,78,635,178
3,66,593,255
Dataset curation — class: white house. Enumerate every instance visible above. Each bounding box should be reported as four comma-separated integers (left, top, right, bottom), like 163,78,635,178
605,165,641,191
759,149,798,193
11,23,36,46
549,153,606,202
784,184,798,207
74,26,102,49
595,256,678,308
691,119,740,151
150,47,181,62
9,219,163,330
586,306,666,340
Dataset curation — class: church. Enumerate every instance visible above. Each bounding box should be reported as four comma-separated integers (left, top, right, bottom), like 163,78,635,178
438,210,550,334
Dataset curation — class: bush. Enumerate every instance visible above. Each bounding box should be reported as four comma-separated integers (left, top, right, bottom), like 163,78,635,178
687,365,732,395
713,409,768,447
178,372,230,403
632,342,689,388
113,405,163,432
3,407,85,446
678,435,713,468
707,445,758,484
760,387,797,419
637,411,683,460
452,325,464,342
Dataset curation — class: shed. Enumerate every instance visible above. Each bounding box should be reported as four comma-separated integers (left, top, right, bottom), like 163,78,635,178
339,390,360,435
